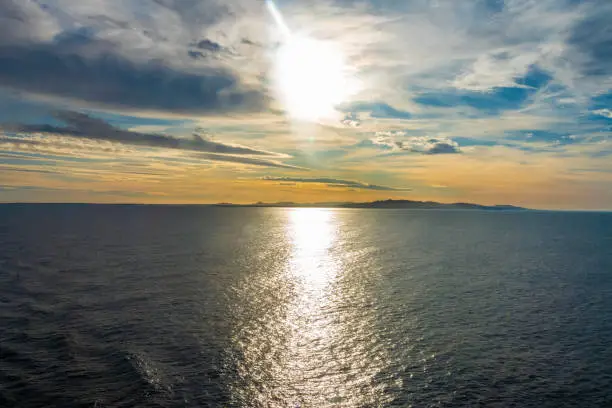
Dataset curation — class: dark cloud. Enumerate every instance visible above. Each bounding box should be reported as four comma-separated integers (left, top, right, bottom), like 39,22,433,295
194,39,223,52
568,4,612,77
0,0,41,44
52,27,98,48
2,111,280,156
0,42,267,114
0,0,27,26
372,133,462,154
426,142,461,154
85,15,130,30
261,176,410,191
188,38,226,59
187,50,206,59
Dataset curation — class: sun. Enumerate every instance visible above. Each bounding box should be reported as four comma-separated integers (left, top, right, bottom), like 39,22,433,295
273,35,358,122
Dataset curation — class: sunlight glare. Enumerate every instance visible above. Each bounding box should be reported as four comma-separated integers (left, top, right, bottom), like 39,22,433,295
287,208,337,291
267,0,359,122
275,36,356,122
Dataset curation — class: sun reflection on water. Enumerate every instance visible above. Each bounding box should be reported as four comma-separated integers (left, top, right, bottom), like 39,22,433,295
287,208,338,295
283,208,343,405
227,208,394,407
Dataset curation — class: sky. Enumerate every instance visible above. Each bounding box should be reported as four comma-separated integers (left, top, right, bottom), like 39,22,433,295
0,0,611,209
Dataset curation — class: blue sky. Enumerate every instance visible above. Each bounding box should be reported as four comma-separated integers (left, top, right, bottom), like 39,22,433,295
0,0,611,209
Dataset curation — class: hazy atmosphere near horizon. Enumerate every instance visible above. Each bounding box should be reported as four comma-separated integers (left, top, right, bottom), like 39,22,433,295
0,0,611,209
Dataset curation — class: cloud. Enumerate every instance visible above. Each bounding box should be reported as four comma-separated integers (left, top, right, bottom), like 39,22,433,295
194,39,223,53
503,129,578,148
1,110,307,170
372,132,461,155
0,0,60,45
0,132,304,170
593,109,612,119
261,176,410,191
567,3,612,78
341,112,361,128
0,43,268,114
452,52,545,92
198,154,303,170
413,67,552,114
188,38,227,59
339,102,412,120
2,111,282,156
187,50,206,59
0,133,136,158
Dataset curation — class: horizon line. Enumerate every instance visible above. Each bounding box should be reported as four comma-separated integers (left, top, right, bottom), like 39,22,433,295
1,201,611,212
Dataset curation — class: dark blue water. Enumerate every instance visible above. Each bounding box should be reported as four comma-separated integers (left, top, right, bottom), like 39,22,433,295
1,204,612,407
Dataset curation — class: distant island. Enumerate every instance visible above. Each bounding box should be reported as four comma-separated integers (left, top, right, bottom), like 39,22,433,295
214,199,527,211
1,200,528,210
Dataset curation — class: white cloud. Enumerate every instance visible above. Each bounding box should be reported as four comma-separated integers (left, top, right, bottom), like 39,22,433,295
593,109,612,119
452,49,543,91
372,131,460,154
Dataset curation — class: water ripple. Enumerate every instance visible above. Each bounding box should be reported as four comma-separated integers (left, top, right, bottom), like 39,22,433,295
1,205,612,407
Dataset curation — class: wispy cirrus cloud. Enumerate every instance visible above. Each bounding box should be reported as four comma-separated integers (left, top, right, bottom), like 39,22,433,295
0,135,304,171
261,176,410,191
339,101,412,120
2,111,283,157
0,110,305,170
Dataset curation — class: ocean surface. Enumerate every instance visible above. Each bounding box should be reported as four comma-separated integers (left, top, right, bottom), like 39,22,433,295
1,204,612,408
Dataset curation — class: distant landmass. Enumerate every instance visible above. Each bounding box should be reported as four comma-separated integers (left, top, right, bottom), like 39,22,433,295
1,200,528,210
215,199,527,211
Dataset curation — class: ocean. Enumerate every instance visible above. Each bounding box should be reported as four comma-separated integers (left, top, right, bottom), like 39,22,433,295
1,204,611,407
